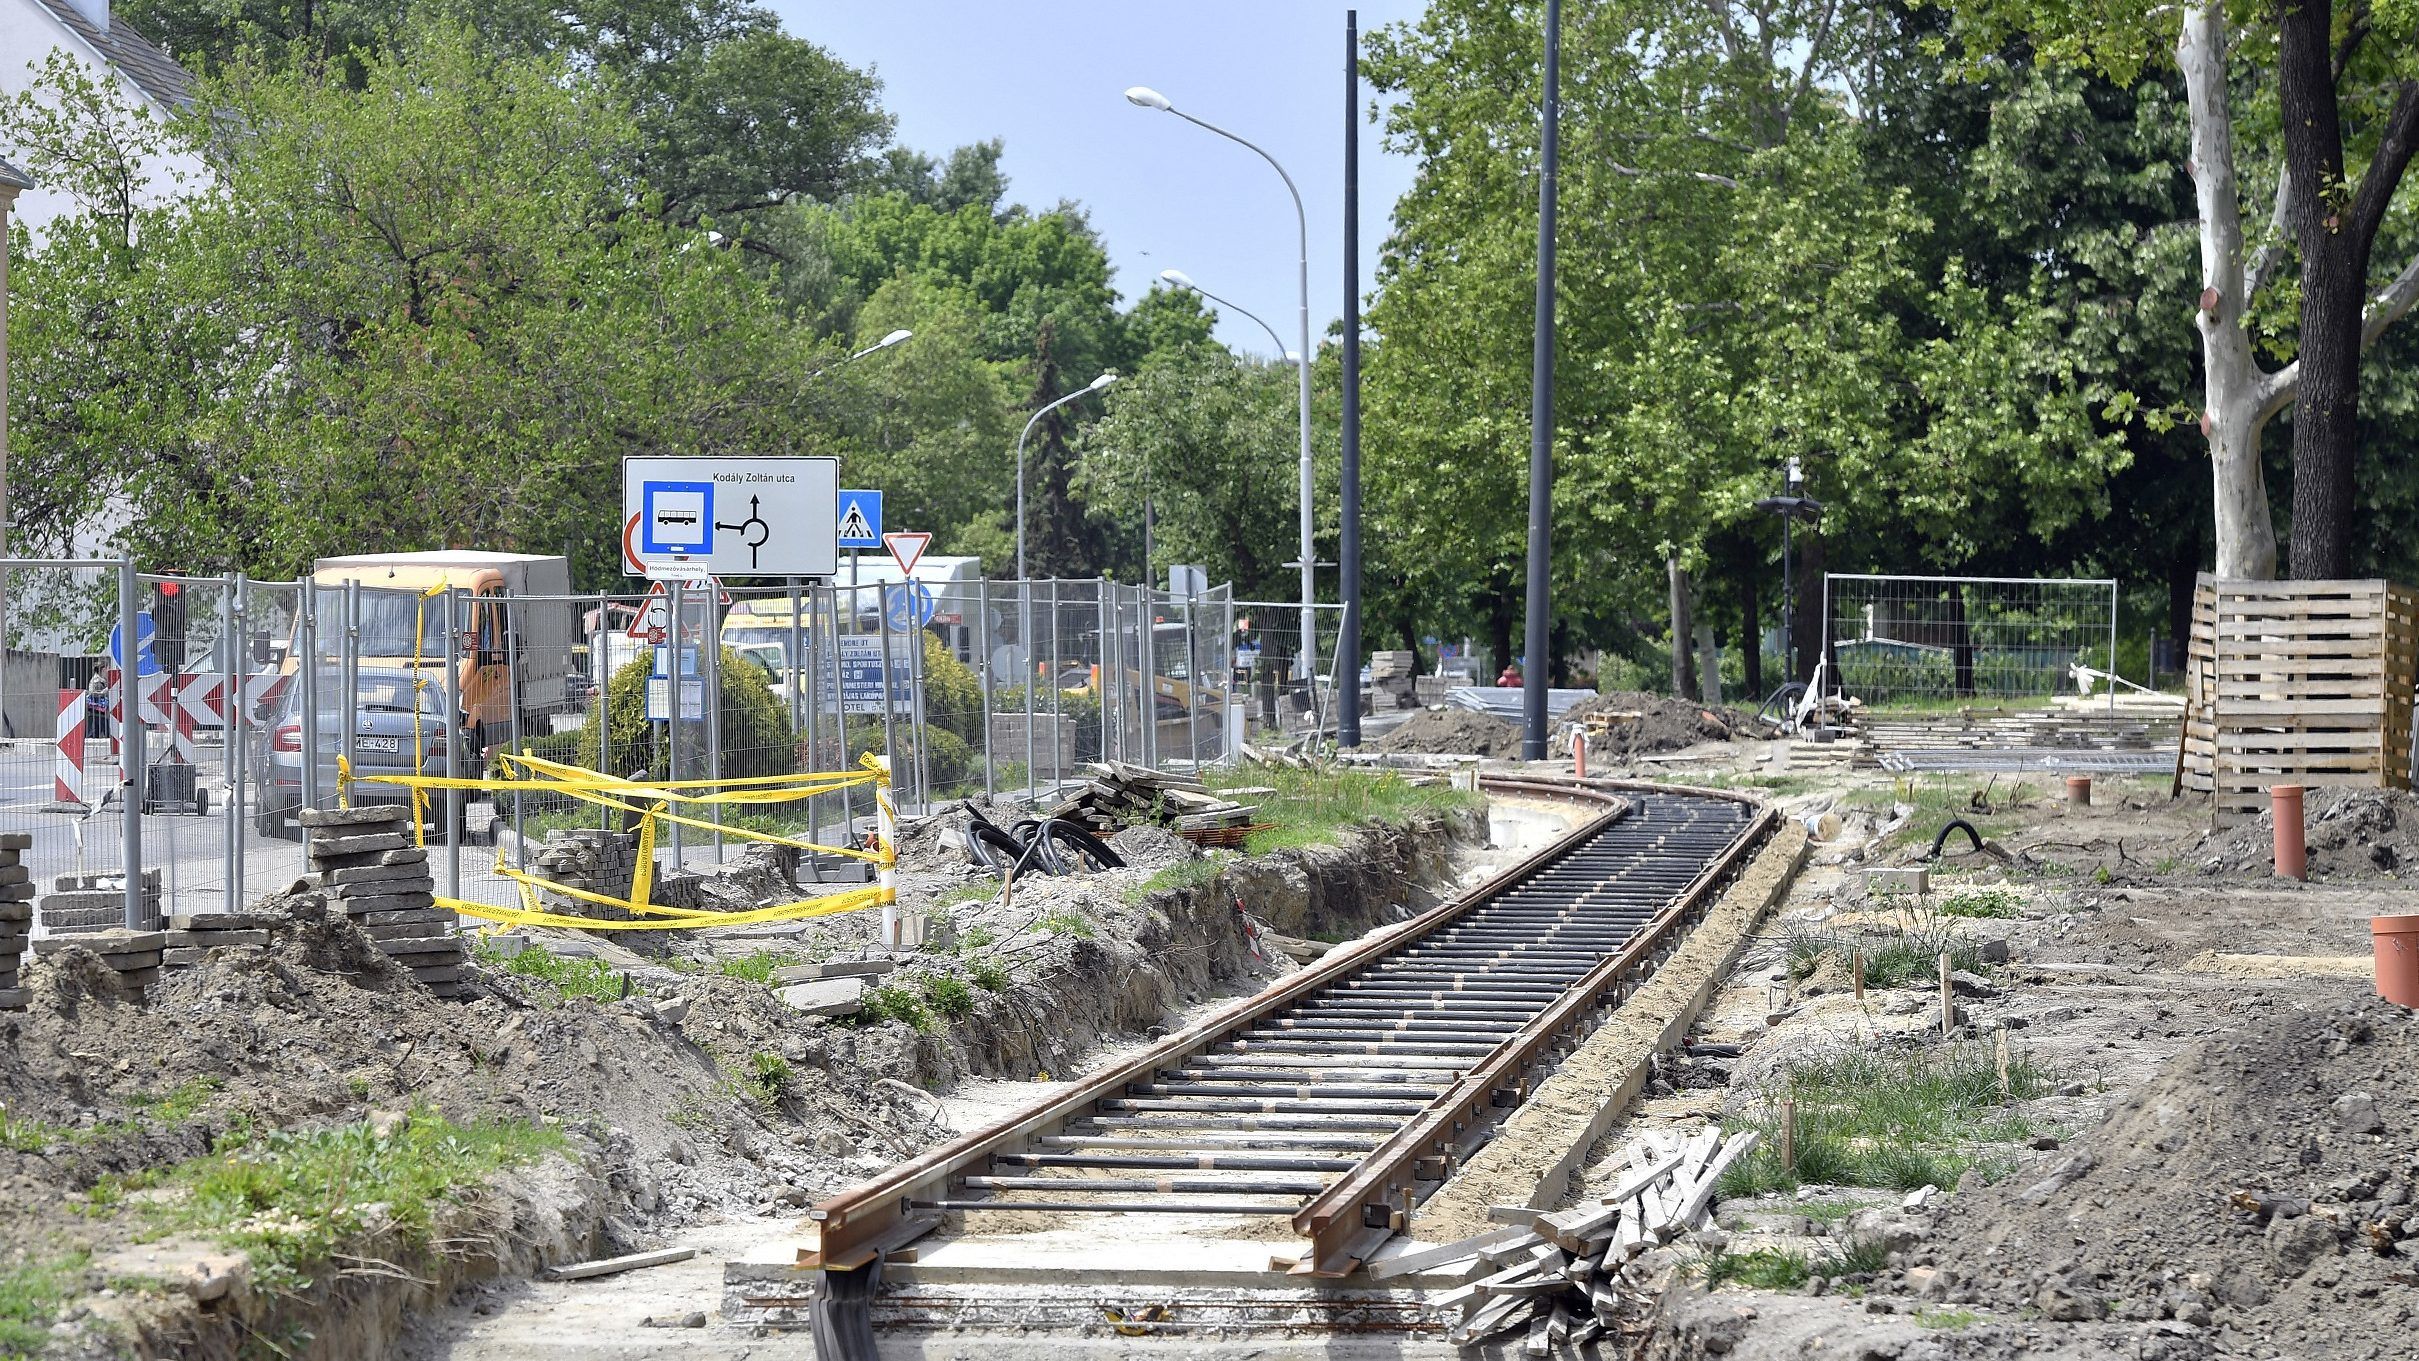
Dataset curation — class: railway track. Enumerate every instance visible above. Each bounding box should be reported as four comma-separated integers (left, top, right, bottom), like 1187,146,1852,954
800,775,1774,1309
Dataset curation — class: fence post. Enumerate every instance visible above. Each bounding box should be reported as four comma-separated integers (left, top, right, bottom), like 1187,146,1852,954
118,558,147,929
977,577,995,800
1022,579,1037,803
220,574,238,914
506,591,524,874
341,580,360,809
906,612,930,809
439,589,461,902
2107,581,2120,715
1183,594,1201,769
298,585,320,813
1096,582,1115,764
594,590,610,838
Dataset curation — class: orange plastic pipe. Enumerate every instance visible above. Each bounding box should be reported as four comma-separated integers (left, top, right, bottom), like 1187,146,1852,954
2272,784,2307,881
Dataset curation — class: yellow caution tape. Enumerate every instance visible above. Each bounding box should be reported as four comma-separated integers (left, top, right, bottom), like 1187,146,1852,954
342,750,897,933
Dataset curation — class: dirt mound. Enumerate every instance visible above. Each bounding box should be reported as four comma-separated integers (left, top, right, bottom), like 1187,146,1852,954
2197,784,2419,877
1897,995,2419,1354
1376,707,1524,756
1549,690,1747,759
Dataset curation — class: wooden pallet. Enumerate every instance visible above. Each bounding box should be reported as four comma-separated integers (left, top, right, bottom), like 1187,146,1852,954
2182,575,2418,824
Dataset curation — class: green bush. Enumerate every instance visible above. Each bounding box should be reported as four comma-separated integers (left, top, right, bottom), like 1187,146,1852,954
579,648,798,781
918,634,986,744
845,720,972,788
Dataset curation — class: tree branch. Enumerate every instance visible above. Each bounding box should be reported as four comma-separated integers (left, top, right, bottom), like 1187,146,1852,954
2347,80,2419,252
1781,0,1842,140
2360,247,2419,349
2333,3,2371,84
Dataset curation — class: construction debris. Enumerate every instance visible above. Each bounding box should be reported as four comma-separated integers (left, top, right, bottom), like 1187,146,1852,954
1371,1123,1757,1350
541,1245,698,1282
1047,762,1258,846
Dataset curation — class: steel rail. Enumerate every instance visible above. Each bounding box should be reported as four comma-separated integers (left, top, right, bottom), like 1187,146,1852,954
800,775,1770,1280
798,776,1627,1271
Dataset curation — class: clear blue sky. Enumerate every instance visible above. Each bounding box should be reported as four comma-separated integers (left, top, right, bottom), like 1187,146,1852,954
764,0,1431,361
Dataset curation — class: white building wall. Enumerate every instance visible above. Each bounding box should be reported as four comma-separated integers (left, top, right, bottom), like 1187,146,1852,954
0,0,207,236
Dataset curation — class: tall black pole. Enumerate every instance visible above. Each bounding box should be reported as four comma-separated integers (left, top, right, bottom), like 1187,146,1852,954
1339,10,1365,748
1521,0,1562,761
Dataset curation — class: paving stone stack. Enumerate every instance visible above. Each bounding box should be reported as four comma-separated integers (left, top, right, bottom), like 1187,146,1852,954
0,834,30,1008
40,869,161,936
529,829,641,915
302,807,471,999
1368,650,1420,711
161,913,279,968
31,929,163,1000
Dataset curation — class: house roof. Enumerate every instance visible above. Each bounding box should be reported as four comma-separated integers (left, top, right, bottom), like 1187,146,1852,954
33,0,195,113
0,157,31,192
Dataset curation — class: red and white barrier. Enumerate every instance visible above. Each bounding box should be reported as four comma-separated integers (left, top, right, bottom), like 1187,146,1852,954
54,689,84,806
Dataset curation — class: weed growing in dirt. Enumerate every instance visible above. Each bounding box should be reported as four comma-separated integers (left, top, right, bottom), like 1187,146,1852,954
1694,1246,1811,1290
1132,856,1224,902
148,1110,564,1294
1785,924,1988,989
480,943,625,1002
847,985,934,1031
1820,1236,1894,1277
1721,1040,2056,1197
1037,910,1094,939
1793,1198,1882,1223
957,926,997,954
746,1052,793,1101
716,951,803,985
920,975,975,1020
970,960,1011,991
0,1107,55,1154
1937,886,2021,919
0,1252,88,1354
1206,766,1481,855
1914,1307,1982,1329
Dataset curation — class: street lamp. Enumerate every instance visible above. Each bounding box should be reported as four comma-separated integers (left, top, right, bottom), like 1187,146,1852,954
1126,86,1319,686
1016,372,1120,583
809,328,913,382
1159,269,1291,362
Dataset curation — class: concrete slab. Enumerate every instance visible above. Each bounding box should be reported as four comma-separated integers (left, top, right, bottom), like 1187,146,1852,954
769,958,896,984
778,977,866,1015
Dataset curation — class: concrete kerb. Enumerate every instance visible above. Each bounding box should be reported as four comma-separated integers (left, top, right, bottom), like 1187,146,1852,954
1406,818,1811,1245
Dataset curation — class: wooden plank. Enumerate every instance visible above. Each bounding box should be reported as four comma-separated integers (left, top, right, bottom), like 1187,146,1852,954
1365,1225,1535,1281
543,1246,697,1281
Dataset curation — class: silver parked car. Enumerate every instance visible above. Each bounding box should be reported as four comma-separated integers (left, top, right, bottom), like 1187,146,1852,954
252,668,467,840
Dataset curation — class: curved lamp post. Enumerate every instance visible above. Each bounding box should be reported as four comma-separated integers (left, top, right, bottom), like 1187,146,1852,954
1126,85,1318,685
1159,269,1292,363
1016,371,1120,583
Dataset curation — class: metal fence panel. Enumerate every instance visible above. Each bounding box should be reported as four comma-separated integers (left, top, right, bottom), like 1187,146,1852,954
1821,574,2120,705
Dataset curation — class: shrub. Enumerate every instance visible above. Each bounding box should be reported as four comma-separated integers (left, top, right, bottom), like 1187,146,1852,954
920,974,975,1020
580,649,797,781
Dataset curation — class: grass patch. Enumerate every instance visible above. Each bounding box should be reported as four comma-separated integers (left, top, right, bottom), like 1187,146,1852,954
1037,910,1094,940
1914,1307,1982,1329
1784,917,1988,989
715,950,802,985
1204,766,1482,855
1720,1040,2056,1197
0,1252,88,1354
1696,1246,1811,1290
143,1110,564,1294
1794,1197,1882,1223
970,960,1011,992
477,943,625,1002
746,1052,793,1101
1938,886,2021,919
1131,855,1225,902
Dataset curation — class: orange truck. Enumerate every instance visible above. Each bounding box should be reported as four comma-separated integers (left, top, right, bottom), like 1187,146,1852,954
305,552,574,750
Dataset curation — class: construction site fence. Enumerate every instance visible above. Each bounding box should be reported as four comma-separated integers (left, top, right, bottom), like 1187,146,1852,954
0,558,1318,926
1820,573,2120,707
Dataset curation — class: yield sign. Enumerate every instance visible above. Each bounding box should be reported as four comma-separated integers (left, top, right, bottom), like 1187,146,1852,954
884,531,931,578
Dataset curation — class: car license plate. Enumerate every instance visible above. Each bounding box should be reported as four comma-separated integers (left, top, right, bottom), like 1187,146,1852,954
357,736,402,754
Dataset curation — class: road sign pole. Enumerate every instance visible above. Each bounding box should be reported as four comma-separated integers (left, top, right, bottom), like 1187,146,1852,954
441,589,461,903
825,582,856,839
666,579,684,873
118,558,145,929
877,580,901,816
907,611,929,812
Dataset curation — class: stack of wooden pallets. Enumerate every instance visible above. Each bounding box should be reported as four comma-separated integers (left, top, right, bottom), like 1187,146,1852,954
1369,1124,1759,1351
1047,761,1262,846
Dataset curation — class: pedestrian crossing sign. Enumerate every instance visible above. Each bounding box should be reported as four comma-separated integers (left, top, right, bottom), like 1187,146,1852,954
837,489,883,549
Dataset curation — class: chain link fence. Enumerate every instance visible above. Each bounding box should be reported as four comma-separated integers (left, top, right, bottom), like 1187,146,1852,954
1822,574,2119,706
1,557,1275,928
